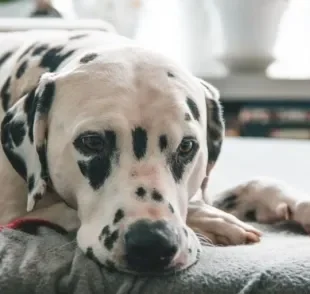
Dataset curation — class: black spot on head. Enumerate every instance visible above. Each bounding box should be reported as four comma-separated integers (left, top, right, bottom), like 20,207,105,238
167,71,175,78
1,77,11,111
18,43,36,61
132,127,147,160
75,130,117,190
184,113,191,121
32,44,49,56
80,53,98,64
9,120,26,147
136,187,146,198
27,174,35,193
0,51,13,68
69,33,89,40
159,135,168,152
40,46,75,72
104,229,119,251
113,209,125,224
188,248,192,253
152,190,163,202
16,60,28,79
99,225,110,240
169,203,175,214
186,97,200,121
37,81,55,115
245,210,257,221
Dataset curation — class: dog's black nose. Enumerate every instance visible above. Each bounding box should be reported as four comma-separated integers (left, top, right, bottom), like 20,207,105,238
124,219,178,272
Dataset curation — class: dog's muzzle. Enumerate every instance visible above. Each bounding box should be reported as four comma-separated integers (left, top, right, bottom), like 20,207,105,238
124,219,179,272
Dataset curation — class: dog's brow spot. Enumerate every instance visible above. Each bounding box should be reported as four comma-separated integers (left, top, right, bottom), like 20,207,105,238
169,203,175,213
185,113,191,121
183,228,188,237
136,187,146,198
167,71,175,78
104,229,119,251
100,225,110,238
186,97,200,121
159,135,168,152
16,60,28,79
0,51,13,68
132,127,148,160
113,209,125,224
80,53,98,64
152,190,163,202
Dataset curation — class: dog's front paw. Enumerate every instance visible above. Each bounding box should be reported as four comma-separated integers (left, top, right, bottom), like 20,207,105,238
187,201,262,246
293,201,310,234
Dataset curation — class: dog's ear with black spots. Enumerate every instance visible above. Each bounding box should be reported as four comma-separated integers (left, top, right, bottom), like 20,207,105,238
198,79,225,203
1,72,56,212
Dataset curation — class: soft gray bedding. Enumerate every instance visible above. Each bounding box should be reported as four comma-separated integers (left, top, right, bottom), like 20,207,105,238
1,220,309,294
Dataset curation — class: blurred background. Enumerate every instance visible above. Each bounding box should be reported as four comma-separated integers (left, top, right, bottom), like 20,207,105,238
1,0,310,140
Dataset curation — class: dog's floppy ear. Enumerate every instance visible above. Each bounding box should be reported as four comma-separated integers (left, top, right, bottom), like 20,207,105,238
1,72,56,212
198,79,225,202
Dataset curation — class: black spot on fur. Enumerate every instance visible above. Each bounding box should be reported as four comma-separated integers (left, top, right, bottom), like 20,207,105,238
159,135,168,152
1,77,11,111
167,71,175,78
113,209,125,224
37,146,49,181
39,46,75,72
34,193,42,201
245,210,257,221
9,120,26,147
37,81,55,115
100,225,110,240
184,113,191,121
69,34,88,40
27,174,35,192
32,44,49,56
188,248,192,253
16,60,28,79
168,140,199,182
132,127,147,160
104,229,119,251
169,203,174,214
0,52,13,68
186,97,200,121
24,88,37,143
136,187,146,198
18,44,36,61
80,53,98,64
217,194,238,210
152,190,163,202
76,130,117,190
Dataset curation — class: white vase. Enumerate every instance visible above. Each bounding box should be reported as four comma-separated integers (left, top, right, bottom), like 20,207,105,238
214,0,290,73
73,0,144,38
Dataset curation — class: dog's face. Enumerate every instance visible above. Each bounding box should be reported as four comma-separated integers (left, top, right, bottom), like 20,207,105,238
1,46,224,273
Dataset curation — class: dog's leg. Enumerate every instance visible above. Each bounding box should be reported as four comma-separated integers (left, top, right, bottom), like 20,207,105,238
212,177,310,233
187,198,262,245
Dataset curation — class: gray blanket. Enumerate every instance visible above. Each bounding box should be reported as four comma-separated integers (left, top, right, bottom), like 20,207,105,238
1,221,310,294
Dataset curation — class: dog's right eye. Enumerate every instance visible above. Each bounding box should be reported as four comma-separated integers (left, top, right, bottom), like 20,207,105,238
74,132,105,154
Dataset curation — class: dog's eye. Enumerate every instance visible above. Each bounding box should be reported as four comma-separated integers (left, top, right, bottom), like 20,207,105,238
81,135,105,153
178,138,195,155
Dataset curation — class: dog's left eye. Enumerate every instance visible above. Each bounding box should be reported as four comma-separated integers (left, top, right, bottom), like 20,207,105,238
178,138,196,156
79,134,105,153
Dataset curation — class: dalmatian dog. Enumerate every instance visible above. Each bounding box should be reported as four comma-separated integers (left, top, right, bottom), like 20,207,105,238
0,27,309,274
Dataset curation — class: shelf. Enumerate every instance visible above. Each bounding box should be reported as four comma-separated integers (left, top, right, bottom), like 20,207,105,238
202,74,310,101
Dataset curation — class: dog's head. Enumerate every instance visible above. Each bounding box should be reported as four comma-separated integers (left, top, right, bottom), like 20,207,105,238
1,46,224,274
